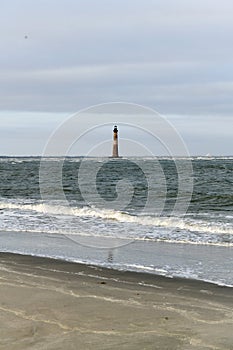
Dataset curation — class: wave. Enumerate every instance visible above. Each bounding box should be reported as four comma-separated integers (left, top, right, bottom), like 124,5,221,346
0,226,232,248
0,200,232,236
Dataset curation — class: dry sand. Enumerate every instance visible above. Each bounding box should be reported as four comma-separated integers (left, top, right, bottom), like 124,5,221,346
0,253,232,350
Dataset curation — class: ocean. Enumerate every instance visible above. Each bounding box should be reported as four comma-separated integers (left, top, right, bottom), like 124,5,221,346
0,156,232,287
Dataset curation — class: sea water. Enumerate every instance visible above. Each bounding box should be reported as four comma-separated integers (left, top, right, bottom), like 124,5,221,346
0,157,232,286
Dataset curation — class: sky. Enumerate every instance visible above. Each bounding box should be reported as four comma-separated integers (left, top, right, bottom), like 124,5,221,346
0,0,233,155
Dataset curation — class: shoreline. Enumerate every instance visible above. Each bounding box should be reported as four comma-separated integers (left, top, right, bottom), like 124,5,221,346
0,239,232,288
1,250,233,289
0,252,232,349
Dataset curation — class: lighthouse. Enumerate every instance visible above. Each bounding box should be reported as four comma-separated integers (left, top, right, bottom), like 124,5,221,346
112,125,119,158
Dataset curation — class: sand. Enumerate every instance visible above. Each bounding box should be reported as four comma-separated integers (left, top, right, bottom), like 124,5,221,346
0,253,232,350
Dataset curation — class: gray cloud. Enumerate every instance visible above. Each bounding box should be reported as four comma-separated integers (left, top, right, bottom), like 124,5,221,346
0,0,233,154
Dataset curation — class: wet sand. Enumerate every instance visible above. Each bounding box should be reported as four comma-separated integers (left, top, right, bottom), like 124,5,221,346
0,253,232,350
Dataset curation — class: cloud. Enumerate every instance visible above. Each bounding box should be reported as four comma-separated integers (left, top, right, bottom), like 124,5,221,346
0,0,232,154
1,62,233,114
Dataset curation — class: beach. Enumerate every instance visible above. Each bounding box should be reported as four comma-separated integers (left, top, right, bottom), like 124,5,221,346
0,253,232,350
1,0,233,348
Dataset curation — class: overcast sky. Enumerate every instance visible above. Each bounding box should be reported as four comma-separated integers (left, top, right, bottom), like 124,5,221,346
0,0,233,155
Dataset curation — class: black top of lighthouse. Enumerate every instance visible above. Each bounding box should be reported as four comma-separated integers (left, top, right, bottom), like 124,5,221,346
113,125,118,133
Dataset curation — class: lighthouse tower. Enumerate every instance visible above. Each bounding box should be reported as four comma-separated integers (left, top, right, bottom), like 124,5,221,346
112,125,119,158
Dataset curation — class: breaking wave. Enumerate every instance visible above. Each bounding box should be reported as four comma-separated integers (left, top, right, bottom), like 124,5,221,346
0,200,232,238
